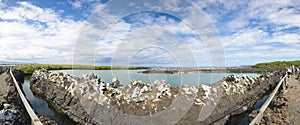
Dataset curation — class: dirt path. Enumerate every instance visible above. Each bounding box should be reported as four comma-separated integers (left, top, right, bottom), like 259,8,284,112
287,77,300,125
0,71,10,101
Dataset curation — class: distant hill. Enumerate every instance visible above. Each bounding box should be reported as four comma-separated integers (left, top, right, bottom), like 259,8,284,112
252,60,300,68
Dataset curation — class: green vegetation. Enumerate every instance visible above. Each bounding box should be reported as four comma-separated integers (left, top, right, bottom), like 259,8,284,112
252,60,300,68
15,64,149,75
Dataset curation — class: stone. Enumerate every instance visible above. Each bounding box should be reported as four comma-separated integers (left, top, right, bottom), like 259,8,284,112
111,76,120,88
0,109,18,124
3,104,10,109
140,86,150,93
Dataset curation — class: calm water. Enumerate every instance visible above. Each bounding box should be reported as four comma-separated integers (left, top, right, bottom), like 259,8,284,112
55,70,261,86
22,80,77,125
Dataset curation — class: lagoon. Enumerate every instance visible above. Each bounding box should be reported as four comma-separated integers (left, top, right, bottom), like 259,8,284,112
55,70,261,86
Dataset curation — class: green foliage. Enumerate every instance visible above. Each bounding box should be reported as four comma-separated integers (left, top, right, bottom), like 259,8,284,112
15,64,148,75
15,64,71,74
252,60,300,68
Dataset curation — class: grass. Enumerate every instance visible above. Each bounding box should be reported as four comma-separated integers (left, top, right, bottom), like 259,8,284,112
252,60,300,68
15,64,149,75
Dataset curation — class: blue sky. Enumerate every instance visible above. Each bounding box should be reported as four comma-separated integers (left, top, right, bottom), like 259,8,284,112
0,0,300,67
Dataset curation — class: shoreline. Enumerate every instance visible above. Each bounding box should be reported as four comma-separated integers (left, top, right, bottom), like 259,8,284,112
139,67,285,74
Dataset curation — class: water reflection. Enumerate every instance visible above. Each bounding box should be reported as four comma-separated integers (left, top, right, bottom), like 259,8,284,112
22,79,76,125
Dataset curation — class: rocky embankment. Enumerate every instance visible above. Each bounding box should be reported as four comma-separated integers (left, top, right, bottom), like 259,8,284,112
0,69,30,125
0,67,57,125
249,80,290,124
0,66,9,74
30,69,284,125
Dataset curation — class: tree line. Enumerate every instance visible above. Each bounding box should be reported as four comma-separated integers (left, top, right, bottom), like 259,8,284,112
15,64,149,75
252,60,300,68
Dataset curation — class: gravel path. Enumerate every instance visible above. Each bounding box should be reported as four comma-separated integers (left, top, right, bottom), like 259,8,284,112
287,77,300,125
0,71,10,101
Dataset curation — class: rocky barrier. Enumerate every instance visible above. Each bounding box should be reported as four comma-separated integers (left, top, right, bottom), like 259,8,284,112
249,82,290,124
12,70,25,84
30,69,284,125
0,66,9,74
0,69,31,125
0,68,58,125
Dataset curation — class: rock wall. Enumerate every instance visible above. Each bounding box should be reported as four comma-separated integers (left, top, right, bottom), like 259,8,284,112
249,89,290,124
0,66,8,74
30,69,283,125
12,70,24,83
178,71,283,125
0,70,31,125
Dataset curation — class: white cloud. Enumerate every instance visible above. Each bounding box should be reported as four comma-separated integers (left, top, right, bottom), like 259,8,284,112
69,0,82,8
68,0,224,66
245,0,300,29
0,2,84,64
222,26,300,58
194,0,300,66
70,0,300,66
223,28,269,47
269,32,300,44
68,0,104,11
0,0,5,8
1,0,299,66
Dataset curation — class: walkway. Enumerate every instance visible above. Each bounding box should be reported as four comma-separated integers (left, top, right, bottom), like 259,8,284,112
0,71,10,103
0,69,32,124
287,77,300,125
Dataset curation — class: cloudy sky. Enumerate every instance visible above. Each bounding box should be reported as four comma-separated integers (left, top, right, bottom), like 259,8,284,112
0,0,299,67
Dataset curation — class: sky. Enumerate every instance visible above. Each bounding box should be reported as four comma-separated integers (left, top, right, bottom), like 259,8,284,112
0,0,300,67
